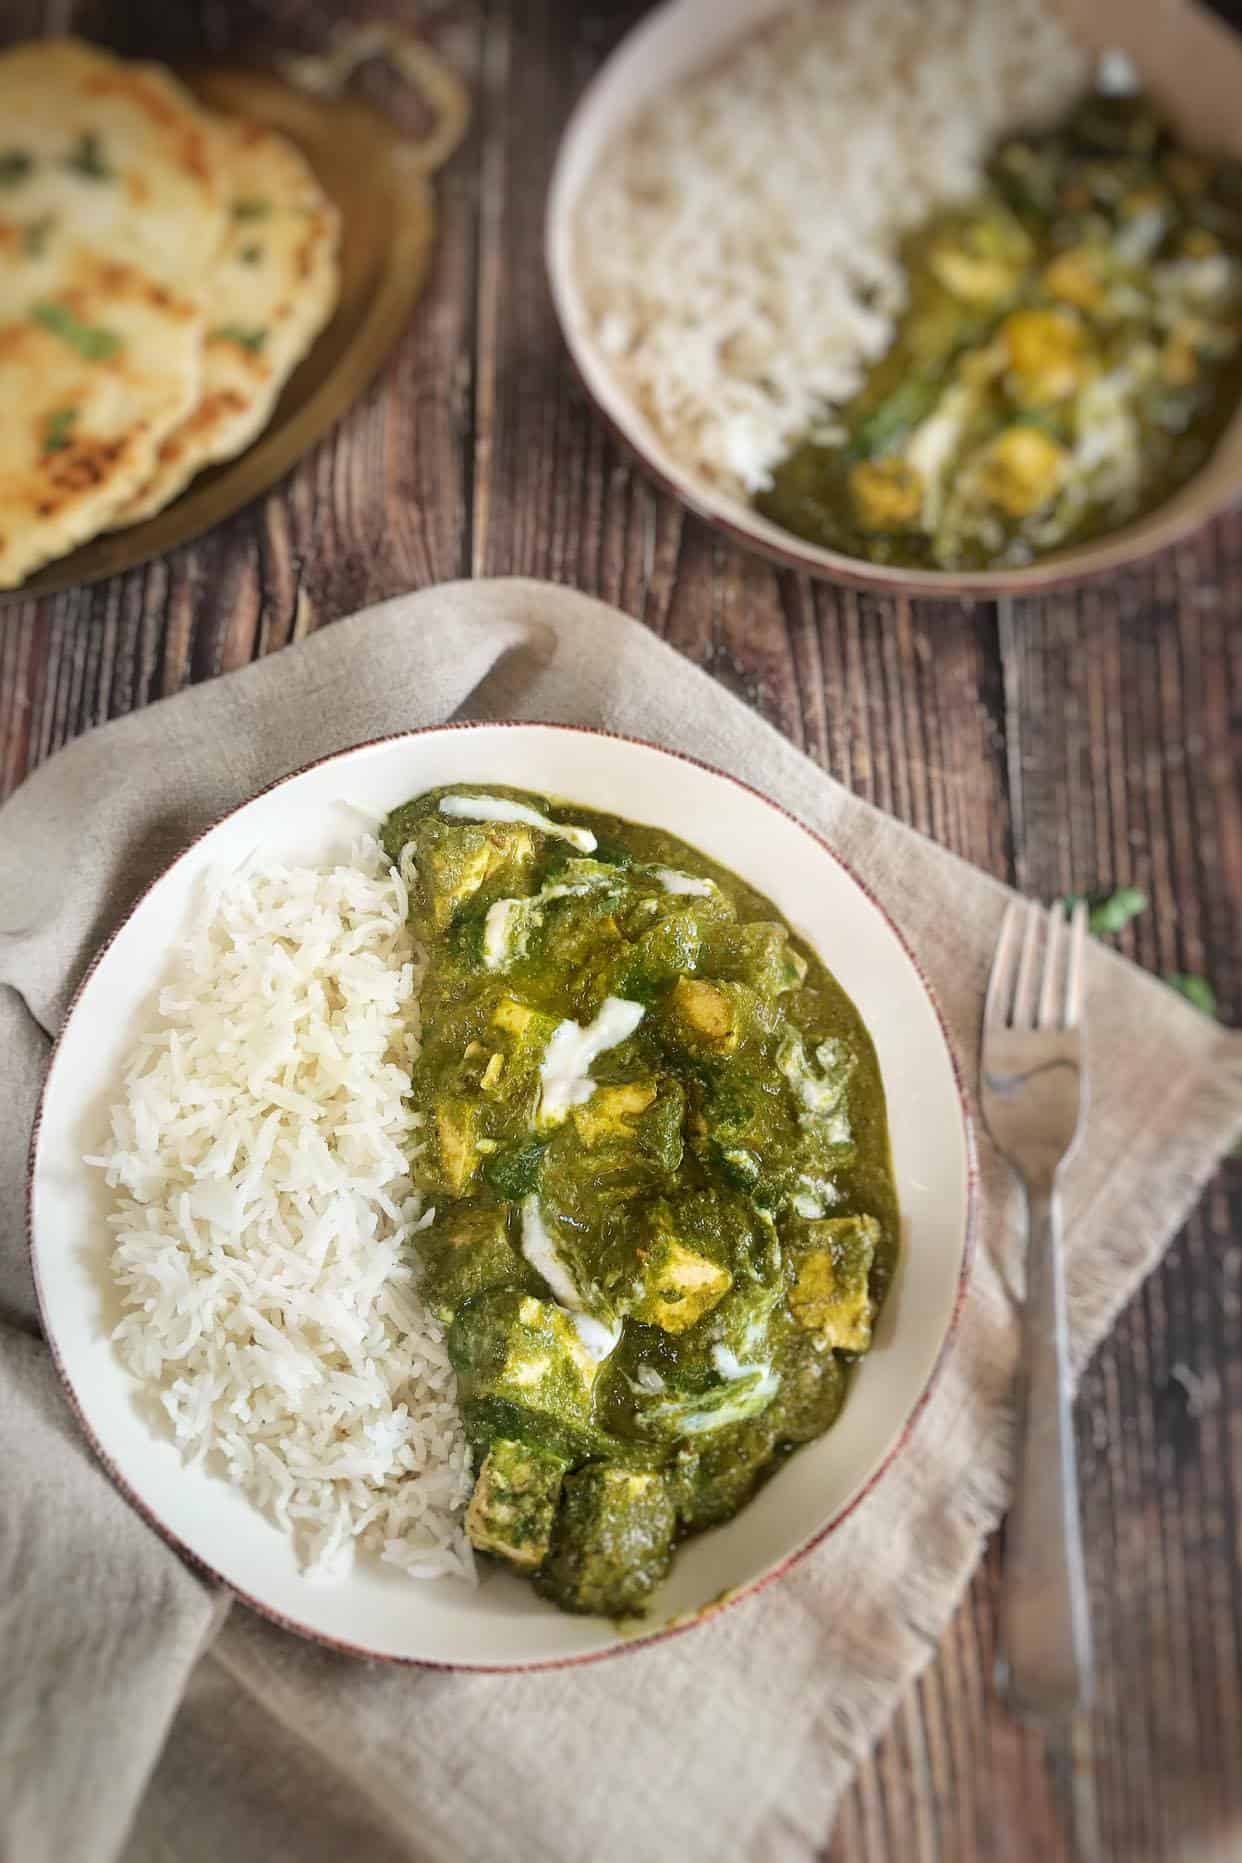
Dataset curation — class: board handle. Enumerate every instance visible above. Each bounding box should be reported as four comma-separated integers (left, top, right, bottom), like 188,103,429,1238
279,24,469,175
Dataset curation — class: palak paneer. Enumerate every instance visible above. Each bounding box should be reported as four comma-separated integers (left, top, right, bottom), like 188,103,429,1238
758,92,1242,571
382,785,898,1617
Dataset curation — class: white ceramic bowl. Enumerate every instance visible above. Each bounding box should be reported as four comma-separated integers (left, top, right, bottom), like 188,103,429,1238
546,0,1242,599
29,723,974,1669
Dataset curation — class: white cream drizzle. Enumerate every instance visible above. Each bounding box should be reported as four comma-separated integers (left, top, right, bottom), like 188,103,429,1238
519,1197,619,1362
649,866,716,898
538,996,645,1125
519,1195,580,1308
439,793,597,852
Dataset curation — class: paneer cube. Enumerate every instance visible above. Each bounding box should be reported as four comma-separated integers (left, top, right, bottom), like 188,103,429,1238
628,1206,732,1334
416,825,494,933
975,426,1067,520
535,1466,676,1616
492,996,559,1058
448,1290,604,1439
405,819,537,936
417,1207,526,1317
434,1098,483,1196
664,976,738,1054
786,1213,880,1353
926,204,1032,307
572,1080,657,1146
849,457,924,532
699,921,808,998
465,1437,567,1571
1041,247,1105,313
609,911,704,996
1001,308,1094,407
489,997,559,1098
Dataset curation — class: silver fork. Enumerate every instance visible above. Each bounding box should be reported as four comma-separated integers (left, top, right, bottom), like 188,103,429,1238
981,898,1093,1722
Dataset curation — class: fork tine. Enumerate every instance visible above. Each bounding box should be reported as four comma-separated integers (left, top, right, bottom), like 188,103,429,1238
1038,902,1064,1028
1012,904,1041,1028
1064,897,1088,1027
986,901,1022,1026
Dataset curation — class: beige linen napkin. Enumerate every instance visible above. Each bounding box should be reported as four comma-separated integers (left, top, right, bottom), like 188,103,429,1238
2,579,1239,1863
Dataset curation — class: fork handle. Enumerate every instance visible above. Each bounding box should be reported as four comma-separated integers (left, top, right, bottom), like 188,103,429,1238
998,1176,1094,1721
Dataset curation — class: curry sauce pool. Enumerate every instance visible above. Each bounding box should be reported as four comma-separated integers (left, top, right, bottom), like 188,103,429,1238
382,785,898,1616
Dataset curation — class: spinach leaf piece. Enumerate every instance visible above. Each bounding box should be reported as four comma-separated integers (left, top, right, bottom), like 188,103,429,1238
232,197,272,221
483,1139,548,1201
32,302,122,362
1167,974,1217,1017
1062,886,1148,936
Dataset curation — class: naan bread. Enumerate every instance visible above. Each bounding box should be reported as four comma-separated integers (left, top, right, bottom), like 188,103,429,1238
0,249,203,587
0,38,227,298
115,118,339,524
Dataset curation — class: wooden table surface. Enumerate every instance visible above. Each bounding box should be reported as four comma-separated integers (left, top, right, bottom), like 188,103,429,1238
3,3,1240,1858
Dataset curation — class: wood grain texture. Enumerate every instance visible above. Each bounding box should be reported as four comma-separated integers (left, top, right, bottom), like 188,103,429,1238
1,4,1239,1859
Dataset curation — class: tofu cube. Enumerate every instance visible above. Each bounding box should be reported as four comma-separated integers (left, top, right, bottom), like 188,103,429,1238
535,1466,676,1616
628,1206,732,1334
786,1213,880,1352
465,1437,567,1571
417,1207,525,1317
448,1290,603,1437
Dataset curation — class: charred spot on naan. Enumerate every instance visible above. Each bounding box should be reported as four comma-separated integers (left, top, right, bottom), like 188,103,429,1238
81,67,214,183
0,247,203,585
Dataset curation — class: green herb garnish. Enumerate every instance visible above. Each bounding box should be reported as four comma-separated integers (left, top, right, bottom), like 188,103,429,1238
1062,886,1148,936
32,302,122,361
0,148,33,186
22,214,55,258
239,242,263,265
43,407,79,454
63,131,111,181
482,1139,548,1201
211,323,268,353
232,197,272,221
1167,974,1217,1017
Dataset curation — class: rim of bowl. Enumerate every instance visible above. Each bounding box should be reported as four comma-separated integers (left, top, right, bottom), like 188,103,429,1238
544,7,1242,601
27,719,979,1672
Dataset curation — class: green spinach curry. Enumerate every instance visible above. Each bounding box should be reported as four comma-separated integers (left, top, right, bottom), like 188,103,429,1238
381,785,898,1617
758,92,1242,571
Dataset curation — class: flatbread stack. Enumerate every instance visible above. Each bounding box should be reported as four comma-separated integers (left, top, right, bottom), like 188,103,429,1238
0,38,340,588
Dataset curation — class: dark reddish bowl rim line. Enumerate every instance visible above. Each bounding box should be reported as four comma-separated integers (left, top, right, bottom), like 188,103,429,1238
543,39,1242,602
26,719,979,1674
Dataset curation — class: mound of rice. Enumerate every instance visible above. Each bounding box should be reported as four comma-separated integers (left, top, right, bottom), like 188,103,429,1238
574,0,1090,496
88,836,474,1583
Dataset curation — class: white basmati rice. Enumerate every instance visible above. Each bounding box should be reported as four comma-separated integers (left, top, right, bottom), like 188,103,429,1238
88,835,474,1583
574,0,1090,495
